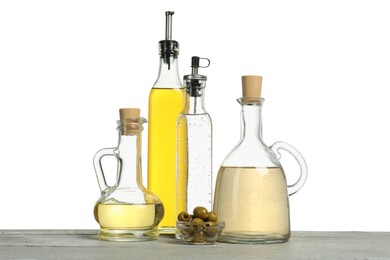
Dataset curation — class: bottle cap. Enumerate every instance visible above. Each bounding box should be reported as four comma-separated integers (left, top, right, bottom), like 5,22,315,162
242,75,263,98
119,108,140,120
183,56,210,97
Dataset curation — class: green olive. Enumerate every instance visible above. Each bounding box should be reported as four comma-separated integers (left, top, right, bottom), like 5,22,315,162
190,224,203,233
181,227,193,237
193,206,209,220
207,221,218,227
191,218,204,224
205,229,218,238
204,221,219,238
204,221,218,230
177,211,190,221
191,231,205,243
206,211,218,222
190,218,204,232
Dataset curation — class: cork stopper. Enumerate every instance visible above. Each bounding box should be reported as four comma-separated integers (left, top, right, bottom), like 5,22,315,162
119,108,140,120
242,75,263,98
119,108,141,136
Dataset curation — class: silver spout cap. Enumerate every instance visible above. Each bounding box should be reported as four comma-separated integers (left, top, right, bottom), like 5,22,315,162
183,56,210,81
183,56,210,97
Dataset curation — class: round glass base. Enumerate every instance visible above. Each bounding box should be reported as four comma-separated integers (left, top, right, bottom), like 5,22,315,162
98,227,159,242
218,232,290,244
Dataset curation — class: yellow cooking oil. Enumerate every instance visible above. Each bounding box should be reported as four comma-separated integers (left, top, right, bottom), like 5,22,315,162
148,87,186,234
94,202,164,241
94,203,160,228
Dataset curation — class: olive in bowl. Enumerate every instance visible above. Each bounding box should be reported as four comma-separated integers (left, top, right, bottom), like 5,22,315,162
176,207,225,245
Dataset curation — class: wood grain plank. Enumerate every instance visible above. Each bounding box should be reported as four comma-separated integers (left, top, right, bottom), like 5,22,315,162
0,231,389,259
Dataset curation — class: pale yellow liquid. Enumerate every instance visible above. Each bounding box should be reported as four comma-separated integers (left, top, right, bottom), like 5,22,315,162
94,203,160,228
94,203,163,241
214,167,290,243
148,88,186,233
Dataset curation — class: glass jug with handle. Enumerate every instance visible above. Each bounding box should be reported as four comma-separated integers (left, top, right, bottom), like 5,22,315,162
213,76,308,244
93,108,164,241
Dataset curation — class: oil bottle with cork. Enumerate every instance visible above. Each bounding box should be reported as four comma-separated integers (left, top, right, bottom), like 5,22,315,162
213,76,308,244
93,108,164,241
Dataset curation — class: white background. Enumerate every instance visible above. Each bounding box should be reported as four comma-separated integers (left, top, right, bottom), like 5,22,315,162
1,0,389,231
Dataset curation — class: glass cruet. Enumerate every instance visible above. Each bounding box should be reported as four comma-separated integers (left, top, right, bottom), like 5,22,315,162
93,108,164,241
213,75,308,244
177,56,212,219
147,11,184,235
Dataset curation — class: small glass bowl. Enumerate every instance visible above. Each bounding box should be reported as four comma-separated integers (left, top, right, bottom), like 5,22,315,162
176,221,225,245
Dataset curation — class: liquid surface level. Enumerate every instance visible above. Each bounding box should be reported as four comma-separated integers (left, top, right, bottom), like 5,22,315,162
148,88,185,233
214,167,290,243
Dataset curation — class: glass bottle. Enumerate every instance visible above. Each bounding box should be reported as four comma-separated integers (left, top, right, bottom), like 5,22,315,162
177,56,212,218
148,11,185,234
213,76,308,244
93,108,164,241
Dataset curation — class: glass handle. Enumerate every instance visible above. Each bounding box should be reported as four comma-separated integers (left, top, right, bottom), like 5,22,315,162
93,148,116,192
270,141,308,196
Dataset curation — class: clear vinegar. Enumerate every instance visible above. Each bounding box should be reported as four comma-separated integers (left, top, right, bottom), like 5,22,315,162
177,114,212,214
214,167,290,243
148,88,186,234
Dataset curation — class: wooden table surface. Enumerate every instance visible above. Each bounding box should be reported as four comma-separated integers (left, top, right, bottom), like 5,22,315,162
0,230,389,259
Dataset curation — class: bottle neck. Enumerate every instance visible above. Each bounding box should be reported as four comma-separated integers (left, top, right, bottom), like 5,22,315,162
154,56,181,88
115,130,144,190
187,88,207,114
239,99,265,146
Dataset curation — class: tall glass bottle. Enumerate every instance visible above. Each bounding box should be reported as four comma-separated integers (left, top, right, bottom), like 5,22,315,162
177,56,212,217
213,76,308,244
93,108,164,241
148,11,185,234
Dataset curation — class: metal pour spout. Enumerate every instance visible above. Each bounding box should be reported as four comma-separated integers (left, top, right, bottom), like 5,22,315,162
159,11,179,70
165,11,174,40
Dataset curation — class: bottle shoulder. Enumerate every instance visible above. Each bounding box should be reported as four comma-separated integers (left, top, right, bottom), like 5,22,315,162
152,84,182,89
149,88,186,102
177,113,212,128
179,113,212,121
152,77,182,89
221,141,281,168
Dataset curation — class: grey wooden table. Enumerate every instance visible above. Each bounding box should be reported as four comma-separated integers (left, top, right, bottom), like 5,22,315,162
0,230,389,259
